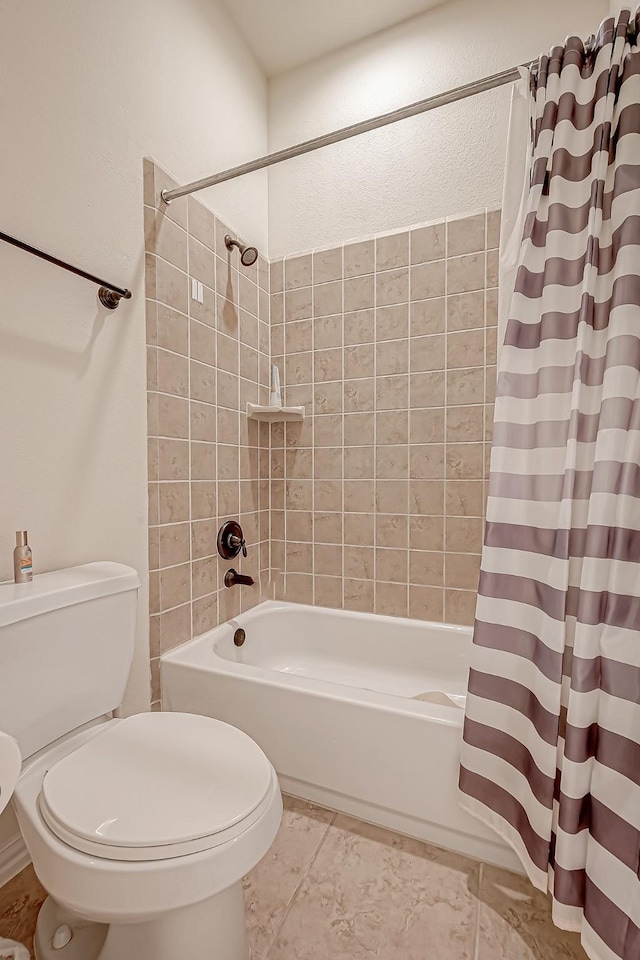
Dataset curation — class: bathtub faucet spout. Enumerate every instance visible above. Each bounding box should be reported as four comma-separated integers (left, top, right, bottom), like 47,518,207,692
224,568,255,588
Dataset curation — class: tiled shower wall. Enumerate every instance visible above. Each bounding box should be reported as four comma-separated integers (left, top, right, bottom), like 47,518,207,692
144,160,271,707
269,209,499,625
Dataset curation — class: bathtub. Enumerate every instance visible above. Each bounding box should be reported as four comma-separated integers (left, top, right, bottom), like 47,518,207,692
161,601,519,871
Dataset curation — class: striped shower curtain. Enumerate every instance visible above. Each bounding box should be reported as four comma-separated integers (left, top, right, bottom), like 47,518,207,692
459,11,640,960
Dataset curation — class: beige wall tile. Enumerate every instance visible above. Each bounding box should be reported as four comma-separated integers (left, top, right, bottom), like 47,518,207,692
313,380,343,414
410,515,444,551
313,247,343,284
445,516,484,554
158,438,189,480
160,563,191,611
377,410,408,445
344,480,374,513
344,308,374,344
376,268,409,306
285,287,313,322
344,343,374,379
188,197,215,251
375,445,408,480
447,253,485,295
409,480,444,515
446,406,483,443
344,411,375,446
314,576,343,609
376,339,408,376
314,448,343,479
410,407,445,444
410,551,444,587
446,443,484,480
376,232,409,271
376,547,407,583
157,305,189,355
411,260,445,300
315,314,343,349
447,213,486,257
156,257,189,314
376,374,408,411
314,512,343,544
344,578,375,611
375,581,408,617
344,239,374,278
447,553,481,591
159,482,190,524
270,259,284,294
410,585,444,621
344,446,374,479
410,334,445,372
189,236,216,288
344,378,374,411
159,522,190,567
448,329,485,368
447,368,484,406
191,481,216,520
446,480,484,517
314,281,342,318
344,512,375,546
193,593,218,634
285,254,312,290
314,347,343,382
410,444,444,480
159,603,191,653
411,298,445,336
410,371,445,408
344,275,375,312
376,514,408,548
410,222,445,264
376,303,408,343
487,209,501,249
444,589,477,625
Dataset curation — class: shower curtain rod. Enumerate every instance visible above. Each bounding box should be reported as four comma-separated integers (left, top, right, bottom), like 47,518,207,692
161,62,530,205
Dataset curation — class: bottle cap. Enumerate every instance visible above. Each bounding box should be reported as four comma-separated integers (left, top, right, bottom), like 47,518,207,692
15,531,28,547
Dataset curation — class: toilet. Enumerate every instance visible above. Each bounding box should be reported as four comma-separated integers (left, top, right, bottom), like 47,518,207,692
0,562,282,960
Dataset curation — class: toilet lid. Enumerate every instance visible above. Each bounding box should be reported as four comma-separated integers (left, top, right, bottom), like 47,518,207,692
39,712,274,861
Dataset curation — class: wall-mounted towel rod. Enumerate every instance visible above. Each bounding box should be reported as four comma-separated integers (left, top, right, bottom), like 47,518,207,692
0,231,132,309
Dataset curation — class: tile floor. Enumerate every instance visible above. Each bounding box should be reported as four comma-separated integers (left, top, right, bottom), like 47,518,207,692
0,796,588,960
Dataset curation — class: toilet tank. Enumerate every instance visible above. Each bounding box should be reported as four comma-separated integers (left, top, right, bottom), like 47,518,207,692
0,562,140,759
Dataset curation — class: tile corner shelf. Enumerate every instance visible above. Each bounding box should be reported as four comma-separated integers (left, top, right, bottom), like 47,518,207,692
246,403,305,423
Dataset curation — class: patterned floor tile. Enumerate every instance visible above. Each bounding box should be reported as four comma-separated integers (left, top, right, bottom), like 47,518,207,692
268,814,480,960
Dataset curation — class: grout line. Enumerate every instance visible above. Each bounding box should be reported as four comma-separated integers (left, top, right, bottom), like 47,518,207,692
473,860,484,960
185,198,193,643
263,809,338,959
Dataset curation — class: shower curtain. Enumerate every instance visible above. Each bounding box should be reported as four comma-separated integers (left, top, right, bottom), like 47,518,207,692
459,10,640,960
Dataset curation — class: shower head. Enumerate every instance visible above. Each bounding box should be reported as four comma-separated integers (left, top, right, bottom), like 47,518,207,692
224,235,259,267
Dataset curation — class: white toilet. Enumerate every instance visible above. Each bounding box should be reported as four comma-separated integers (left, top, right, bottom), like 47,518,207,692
0,562,282,960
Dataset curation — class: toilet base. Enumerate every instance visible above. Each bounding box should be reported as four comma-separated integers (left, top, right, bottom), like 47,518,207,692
34,884,251,960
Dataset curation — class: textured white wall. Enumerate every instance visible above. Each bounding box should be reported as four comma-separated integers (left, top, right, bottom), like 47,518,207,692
267,0,608,257
0,0,267,852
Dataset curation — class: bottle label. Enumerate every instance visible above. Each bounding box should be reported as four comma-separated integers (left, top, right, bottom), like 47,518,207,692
19,558,32,572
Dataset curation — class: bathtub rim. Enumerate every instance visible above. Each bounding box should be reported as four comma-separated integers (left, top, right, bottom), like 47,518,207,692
160,600,471,727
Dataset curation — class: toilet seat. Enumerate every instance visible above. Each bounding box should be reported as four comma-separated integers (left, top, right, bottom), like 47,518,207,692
38,712,274,861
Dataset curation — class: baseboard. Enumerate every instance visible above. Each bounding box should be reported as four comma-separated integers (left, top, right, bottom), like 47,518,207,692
0,833,30,888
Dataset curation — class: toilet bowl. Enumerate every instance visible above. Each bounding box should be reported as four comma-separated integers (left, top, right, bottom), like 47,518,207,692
13,712,282,960
0,563,282,960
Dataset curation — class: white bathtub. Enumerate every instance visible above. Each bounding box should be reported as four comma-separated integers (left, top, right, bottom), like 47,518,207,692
161,601,519,871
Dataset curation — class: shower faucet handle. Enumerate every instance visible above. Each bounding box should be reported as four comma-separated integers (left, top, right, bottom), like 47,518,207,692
217,520,248,560
229,534,247,558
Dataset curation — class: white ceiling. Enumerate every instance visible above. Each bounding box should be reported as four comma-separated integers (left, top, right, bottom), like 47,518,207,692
222,0,449,77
